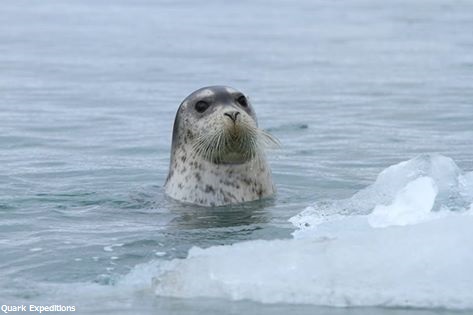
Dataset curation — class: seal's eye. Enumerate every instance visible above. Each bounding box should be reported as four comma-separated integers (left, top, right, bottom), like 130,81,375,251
237,95,248,108
195,101,210,113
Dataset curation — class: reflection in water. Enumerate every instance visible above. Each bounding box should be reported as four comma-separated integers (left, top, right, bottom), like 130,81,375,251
159,197,290,254
166,197,275,229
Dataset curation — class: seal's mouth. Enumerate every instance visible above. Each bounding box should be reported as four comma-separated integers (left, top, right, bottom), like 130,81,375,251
192,120,279,165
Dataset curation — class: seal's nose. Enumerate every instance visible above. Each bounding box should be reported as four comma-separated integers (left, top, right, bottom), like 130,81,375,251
224,111,240,123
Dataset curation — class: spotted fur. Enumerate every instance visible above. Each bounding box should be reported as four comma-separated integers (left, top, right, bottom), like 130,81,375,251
164,86,278,207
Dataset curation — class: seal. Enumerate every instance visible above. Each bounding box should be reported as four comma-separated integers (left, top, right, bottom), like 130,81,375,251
164,86,279,207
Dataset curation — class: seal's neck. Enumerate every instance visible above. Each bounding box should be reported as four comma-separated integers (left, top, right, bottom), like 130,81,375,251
164,149,274,207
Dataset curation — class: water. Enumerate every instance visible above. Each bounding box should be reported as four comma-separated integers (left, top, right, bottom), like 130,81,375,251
1,0,472,314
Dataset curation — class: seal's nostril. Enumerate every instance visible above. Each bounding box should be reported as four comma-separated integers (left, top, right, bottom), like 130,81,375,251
224,111,240,122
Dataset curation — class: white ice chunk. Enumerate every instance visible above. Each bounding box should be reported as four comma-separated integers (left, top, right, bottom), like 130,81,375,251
292,154,470,231
151,215,473,309
368,176,439,227
144,155,473,309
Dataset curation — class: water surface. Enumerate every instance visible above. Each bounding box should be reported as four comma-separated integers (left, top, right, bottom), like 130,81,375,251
1,0,472,314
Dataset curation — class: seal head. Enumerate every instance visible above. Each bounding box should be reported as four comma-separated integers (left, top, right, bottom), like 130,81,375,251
164,86,278,207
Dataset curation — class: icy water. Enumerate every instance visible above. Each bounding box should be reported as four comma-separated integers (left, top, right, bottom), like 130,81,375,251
1,0,473,314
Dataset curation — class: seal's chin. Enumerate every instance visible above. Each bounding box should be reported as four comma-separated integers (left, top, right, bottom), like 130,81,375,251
192,122,259,165
210,127,257,164
216,151,250,164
